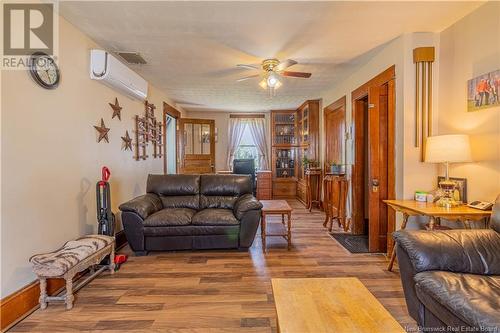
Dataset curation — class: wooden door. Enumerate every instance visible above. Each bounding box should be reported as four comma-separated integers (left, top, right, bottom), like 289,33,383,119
324,97,346,166
367,84,389,252
177,118,215,174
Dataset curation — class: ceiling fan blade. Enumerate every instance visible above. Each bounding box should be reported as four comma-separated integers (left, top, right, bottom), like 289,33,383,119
276,59,298,71
236,74,260,82
236,64,260,70
282,71,312,78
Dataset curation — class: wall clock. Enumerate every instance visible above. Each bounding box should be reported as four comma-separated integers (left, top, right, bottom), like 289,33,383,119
28,52,60,89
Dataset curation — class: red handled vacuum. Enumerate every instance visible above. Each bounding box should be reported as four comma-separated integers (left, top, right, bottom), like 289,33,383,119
96,166,127,269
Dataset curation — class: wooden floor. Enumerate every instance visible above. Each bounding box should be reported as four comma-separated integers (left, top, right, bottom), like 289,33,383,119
11,200,416,332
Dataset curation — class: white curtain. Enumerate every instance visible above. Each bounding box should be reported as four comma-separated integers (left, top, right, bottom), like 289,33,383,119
247,118,270,170
226,118,247,170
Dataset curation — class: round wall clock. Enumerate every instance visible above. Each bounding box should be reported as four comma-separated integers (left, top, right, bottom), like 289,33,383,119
28,52,60,89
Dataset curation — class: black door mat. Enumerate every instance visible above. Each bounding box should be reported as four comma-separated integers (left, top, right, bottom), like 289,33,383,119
329,233,369,253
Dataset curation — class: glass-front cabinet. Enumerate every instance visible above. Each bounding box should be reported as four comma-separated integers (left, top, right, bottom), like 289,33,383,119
273,147,297,179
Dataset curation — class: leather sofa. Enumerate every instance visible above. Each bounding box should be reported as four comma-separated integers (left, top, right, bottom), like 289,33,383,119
119,174,263,255
393,195,500,332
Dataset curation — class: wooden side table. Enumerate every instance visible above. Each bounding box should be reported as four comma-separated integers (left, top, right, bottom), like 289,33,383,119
305,168,322,212
322,174,348,232
384,200,492,271
260,200,293,253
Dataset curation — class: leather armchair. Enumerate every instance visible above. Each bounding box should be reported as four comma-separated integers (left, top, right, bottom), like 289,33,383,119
119,174,263,255
393,195,500,331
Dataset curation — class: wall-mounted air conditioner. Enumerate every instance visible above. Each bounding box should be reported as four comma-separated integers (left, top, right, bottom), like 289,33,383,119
90,49,148,101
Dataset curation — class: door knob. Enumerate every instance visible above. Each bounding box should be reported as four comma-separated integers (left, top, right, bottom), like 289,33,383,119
372,179,379,192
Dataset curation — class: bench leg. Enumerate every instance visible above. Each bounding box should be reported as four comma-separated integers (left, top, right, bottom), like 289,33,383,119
109,244,116,274
65,275,74,310
39,278,48,310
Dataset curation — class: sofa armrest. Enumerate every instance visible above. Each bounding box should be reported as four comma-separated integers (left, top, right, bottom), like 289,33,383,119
234,194,263,220
393,229,500,275
119,193,162,220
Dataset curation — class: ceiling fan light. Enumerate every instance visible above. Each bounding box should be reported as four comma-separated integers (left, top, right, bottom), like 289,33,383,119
275,80,282,89
266,72,280,88
259,79,268,89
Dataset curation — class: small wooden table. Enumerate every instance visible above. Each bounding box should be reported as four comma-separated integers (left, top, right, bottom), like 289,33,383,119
272,277,405,333
384,200,492,271
260,200,292,253
305,168,322,211
322,174,348,232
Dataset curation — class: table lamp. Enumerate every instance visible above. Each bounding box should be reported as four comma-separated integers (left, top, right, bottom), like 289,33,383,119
424,134,471,207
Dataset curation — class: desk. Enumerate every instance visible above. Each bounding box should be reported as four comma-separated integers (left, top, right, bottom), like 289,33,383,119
272,277,405,333
384,200,491,271
260,200,292,253
216,170,233,175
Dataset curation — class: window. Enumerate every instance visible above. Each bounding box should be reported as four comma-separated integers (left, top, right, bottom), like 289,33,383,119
234,124,260,169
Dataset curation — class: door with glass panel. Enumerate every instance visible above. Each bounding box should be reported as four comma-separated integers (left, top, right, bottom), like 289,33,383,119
177,118,215,174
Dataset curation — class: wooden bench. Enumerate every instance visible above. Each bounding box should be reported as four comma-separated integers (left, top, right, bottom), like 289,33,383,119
30,235,115,310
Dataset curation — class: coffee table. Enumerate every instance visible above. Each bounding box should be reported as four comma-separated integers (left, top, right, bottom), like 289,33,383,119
272,277,405,333
260,200,292,253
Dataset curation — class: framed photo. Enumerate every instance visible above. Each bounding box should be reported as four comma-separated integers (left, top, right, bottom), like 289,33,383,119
467,69,500,112
438,176,467,204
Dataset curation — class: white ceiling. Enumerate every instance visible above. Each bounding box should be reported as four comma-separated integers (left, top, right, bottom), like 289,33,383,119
60,1,482,112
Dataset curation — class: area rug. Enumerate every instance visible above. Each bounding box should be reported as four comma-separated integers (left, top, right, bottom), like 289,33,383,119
329,233,369,253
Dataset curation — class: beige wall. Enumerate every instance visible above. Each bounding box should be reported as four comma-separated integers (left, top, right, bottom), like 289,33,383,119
1,17,180,297
185,111,271,171
437,1,500,202
319,33,440,228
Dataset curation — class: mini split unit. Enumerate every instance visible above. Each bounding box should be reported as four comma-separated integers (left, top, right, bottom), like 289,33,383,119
89,49,148,101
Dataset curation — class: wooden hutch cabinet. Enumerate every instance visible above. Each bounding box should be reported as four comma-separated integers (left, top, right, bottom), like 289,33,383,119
296,100,320,203
271,100,320,201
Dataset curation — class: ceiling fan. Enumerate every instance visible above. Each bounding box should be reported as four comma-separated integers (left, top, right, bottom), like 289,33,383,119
236,58,311,96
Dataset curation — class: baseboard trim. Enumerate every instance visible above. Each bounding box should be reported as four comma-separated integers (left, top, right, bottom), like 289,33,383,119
0,231,127,332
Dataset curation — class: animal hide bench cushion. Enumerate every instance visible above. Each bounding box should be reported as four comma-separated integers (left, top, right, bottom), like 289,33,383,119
30,235,114,277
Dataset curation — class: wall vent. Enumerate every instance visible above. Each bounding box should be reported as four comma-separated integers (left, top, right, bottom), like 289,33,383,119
116,52,147,64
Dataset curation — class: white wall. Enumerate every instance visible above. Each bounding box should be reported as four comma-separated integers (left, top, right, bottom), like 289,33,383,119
1,16,180,297
437,1,500,203
185,111,271,171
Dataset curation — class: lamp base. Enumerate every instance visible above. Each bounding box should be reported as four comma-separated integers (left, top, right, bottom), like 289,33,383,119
437,179,459,208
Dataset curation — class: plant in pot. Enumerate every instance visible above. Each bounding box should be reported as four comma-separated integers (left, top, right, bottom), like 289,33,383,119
302,156,317,170
328,161,343,174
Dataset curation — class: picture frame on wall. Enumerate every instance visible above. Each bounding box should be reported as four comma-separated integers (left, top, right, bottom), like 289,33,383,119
467,69,500,112
438,176,468,204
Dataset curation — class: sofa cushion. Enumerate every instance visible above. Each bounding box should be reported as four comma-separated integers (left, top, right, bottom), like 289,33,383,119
414,271,500,329
144,208,196,227
147,174,201,210
192,209,239,226
199,175,252,209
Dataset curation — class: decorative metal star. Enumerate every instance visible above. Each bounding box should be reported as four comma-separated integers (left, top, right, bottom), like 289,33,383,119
109,98,122,120
94,118,110,143
121,130,132,151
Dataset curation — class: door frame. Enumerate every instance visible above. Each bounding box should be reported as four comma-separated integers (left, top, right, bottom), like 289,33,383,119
177,118,216,174
351,66,395,253
163,102,181,174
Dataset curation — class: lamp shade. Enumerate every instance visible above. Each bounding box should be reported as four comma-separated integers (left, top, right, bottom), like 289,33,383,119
425,134,472,163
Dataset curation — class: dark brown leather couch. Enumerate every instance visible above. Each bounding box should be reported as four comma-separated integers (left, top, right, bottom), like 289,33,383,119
394,195,500,332
119,174,263,255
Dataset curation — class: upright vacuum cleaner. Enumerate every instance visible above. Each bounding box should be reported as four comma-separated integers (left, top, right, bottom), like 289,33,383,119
96,166,115,236
96,166,127,269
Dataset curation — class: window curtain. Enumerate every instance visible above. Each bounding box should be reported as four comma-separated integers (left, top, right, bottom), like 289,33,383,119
226,118,247,170
247,117,270,170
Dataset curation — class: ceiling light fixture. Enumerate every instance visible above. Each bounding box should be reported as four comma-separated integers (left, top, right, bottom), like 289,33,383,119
261,71,281,97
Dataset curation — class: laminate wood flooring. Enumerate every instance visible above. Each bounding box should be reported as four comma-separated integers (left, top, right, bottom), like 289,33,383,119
11,200,416,332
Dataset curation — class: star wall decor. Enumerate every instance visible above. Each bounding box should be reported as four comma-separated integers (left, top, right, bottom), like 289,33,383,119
109,97,122,120
94,118,110,143
121,130,132,151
